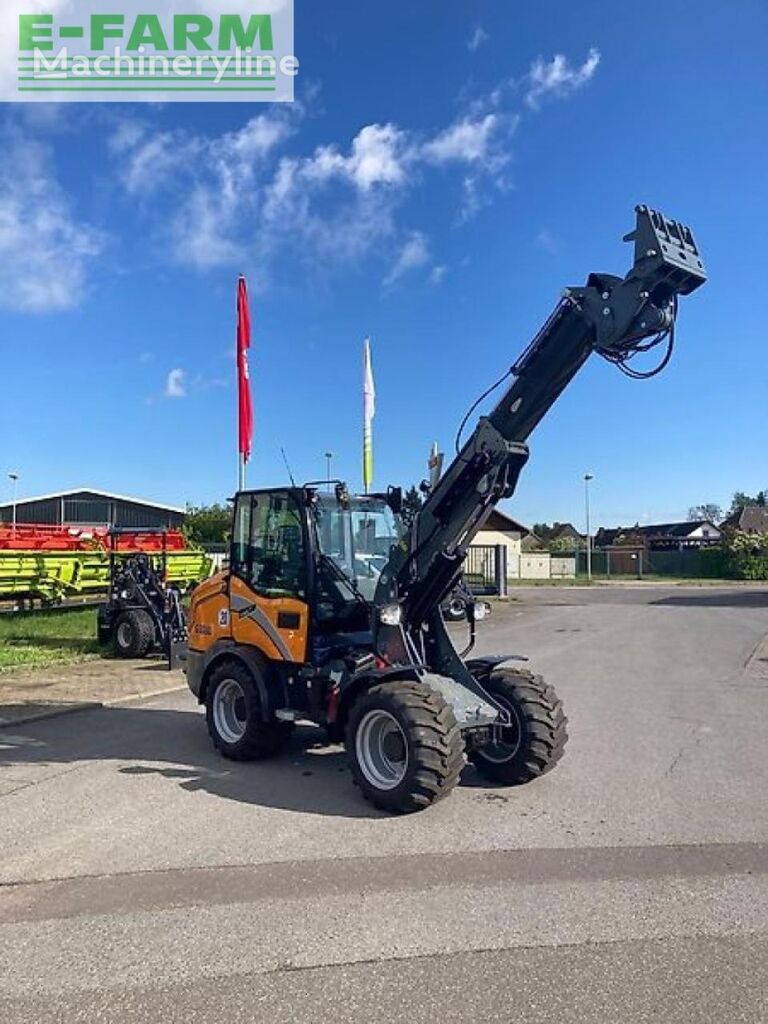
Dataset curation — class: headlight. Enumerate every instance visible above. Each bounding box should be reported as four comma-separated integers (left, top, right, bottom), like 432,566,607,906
379,603,402,626
473,601,492,621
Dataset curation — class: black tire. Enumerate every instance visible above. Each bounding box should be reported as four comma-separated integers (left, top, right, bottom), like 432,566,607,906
113,609,154,658
469,667,567,784
346,679,465,813
205,660,292,762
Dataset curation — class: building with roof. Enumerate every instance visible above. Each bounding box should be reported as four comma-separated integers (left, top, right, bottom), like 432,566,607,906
594,519,722,551
550,522,586,546
721,504,768,535
471,508,558,579
0,488,184,530
475,508,536,552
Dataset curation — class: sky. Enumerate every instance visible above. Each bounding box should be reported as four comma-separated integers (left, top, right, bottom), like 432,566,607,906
1,0,766,531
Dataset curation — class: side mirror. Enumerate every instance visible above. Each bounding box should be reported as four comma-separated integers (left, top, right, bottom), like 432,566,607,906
386,486,403,516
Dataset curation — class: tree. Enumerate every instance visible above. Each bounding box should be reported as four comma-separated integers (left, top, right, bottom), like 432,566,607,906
532,522,557,544
531,522,577,548
730,491,767,514
548,534,575,553
401,485,424,527
184,503,232,546
687,504,723,523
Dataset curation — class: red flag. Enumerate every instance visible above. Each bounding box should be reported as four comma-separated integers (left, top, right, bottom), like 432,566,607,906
236,276,253,463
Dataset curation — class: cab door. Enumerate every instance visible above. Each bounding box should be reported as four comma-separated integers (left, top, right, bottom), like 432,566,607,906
229,490,310,664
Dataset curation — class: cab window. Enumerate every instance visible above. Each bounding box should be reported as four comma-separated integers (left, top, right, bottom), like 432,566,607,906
232,492,306,599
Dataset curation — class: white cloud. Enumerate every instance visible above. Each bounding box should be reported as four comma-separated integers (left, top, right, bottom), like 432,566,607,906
0,134,102,313
105,49,599,283
534,227,560,254
294,123,409,192
525,48,600,108
459,176,483,222
112,110,296,266
113,112,293,198
165,368,186,398
422,114,500,165
260,113,513,268
383,232,430,287
171,185,244,268
430,265,447,285
119,129,189,196
467,26,488,52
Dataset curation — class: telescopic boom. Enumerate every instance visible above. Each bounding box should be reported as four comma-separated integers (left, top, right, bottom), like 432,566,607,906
374,206,706,661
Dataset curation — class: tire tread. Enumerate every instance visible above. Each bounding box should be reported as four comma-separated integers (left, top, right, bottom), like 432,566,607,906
470,667,568,785
347,679,466,813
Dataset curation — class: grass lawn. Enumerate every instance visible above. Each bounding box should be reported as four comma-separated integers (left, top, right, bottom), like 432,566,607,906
0,608,101,671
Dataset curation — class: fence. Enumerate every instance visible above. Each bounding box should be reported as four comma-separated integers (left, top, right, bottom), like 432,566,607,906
464,545,508,596
567,547,711,578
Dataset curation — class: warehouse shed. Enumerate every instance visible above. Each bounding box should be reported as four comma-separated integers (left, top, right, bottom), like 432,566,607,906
0,488,184,530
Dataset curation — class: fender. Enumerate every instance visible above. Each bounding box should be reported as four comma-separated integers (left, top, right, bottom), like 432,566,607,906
334,663,424,735
334,662,501,736
465,653,528,683
188,639,282,722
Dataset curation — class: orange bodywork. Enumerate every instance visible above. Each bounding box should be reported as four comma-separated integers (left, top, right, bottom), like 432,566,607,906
188,570,309,664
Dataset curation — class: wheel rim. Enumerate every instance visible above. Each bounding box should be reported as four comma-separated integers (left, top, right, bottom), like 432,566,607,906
355,709,408,790
117,622,133,649
479,696,523,764
449,599,465,617
213,678,248,744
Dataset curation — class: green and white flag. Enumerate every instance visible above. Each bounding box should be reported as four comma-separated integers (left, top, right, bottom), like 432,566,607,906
363,337,375,493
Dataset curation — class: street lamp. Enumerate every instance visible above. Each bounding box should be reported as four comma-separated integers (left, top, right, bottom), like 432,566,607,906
8,472,19,536
584,473,594,581
324,451,334,491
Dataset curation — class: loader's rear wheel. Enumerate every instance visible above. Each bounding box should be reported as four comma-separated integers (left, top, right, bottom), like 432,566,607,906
114,610,154,659
206,660,292,762
346,680,465,813
470,667,567,785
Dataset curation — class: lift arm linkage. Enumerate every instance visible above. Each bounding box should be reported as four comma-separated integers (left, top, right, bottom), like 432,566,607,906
374,206,706,641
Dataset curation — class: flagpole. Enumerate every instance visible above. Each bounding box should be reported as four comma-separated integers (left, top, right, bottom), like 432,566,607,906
237,281,244,492
362,337,375,496
236,274,253,494
237,276,242,493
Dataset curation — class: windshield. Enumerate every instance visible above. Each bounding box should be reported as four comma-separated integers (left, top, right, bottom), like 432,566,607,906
312,495,399,601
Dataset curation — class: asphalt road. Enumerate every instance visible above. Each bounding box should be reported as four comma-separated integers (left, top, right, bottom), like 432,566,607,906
1,585,767,1022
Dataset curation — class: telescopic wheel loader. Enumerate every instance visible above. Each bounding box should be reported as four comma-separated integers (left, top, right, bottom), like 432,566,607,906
186,206,706,813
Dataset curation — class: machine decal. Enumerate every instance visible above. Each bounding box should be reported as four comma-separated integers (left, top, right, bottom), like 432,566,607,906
218,609,229,627
230,594,293,660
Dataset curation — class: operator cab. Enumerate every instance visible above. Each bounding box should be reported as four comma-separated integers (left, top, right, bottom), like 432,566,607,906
311,490,399,646
228,485,400,665
312,491,398,600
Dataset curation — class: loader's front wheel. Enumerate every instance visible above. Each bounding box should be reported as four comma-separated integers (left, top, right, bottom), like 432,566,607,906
206,661,292,762
114,610,154,659
470,668,567,785
346,680,465,813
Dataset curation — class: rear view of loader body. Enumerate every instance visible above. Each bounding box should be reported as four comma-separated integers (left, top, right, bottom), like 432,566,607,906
187,207,706,812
